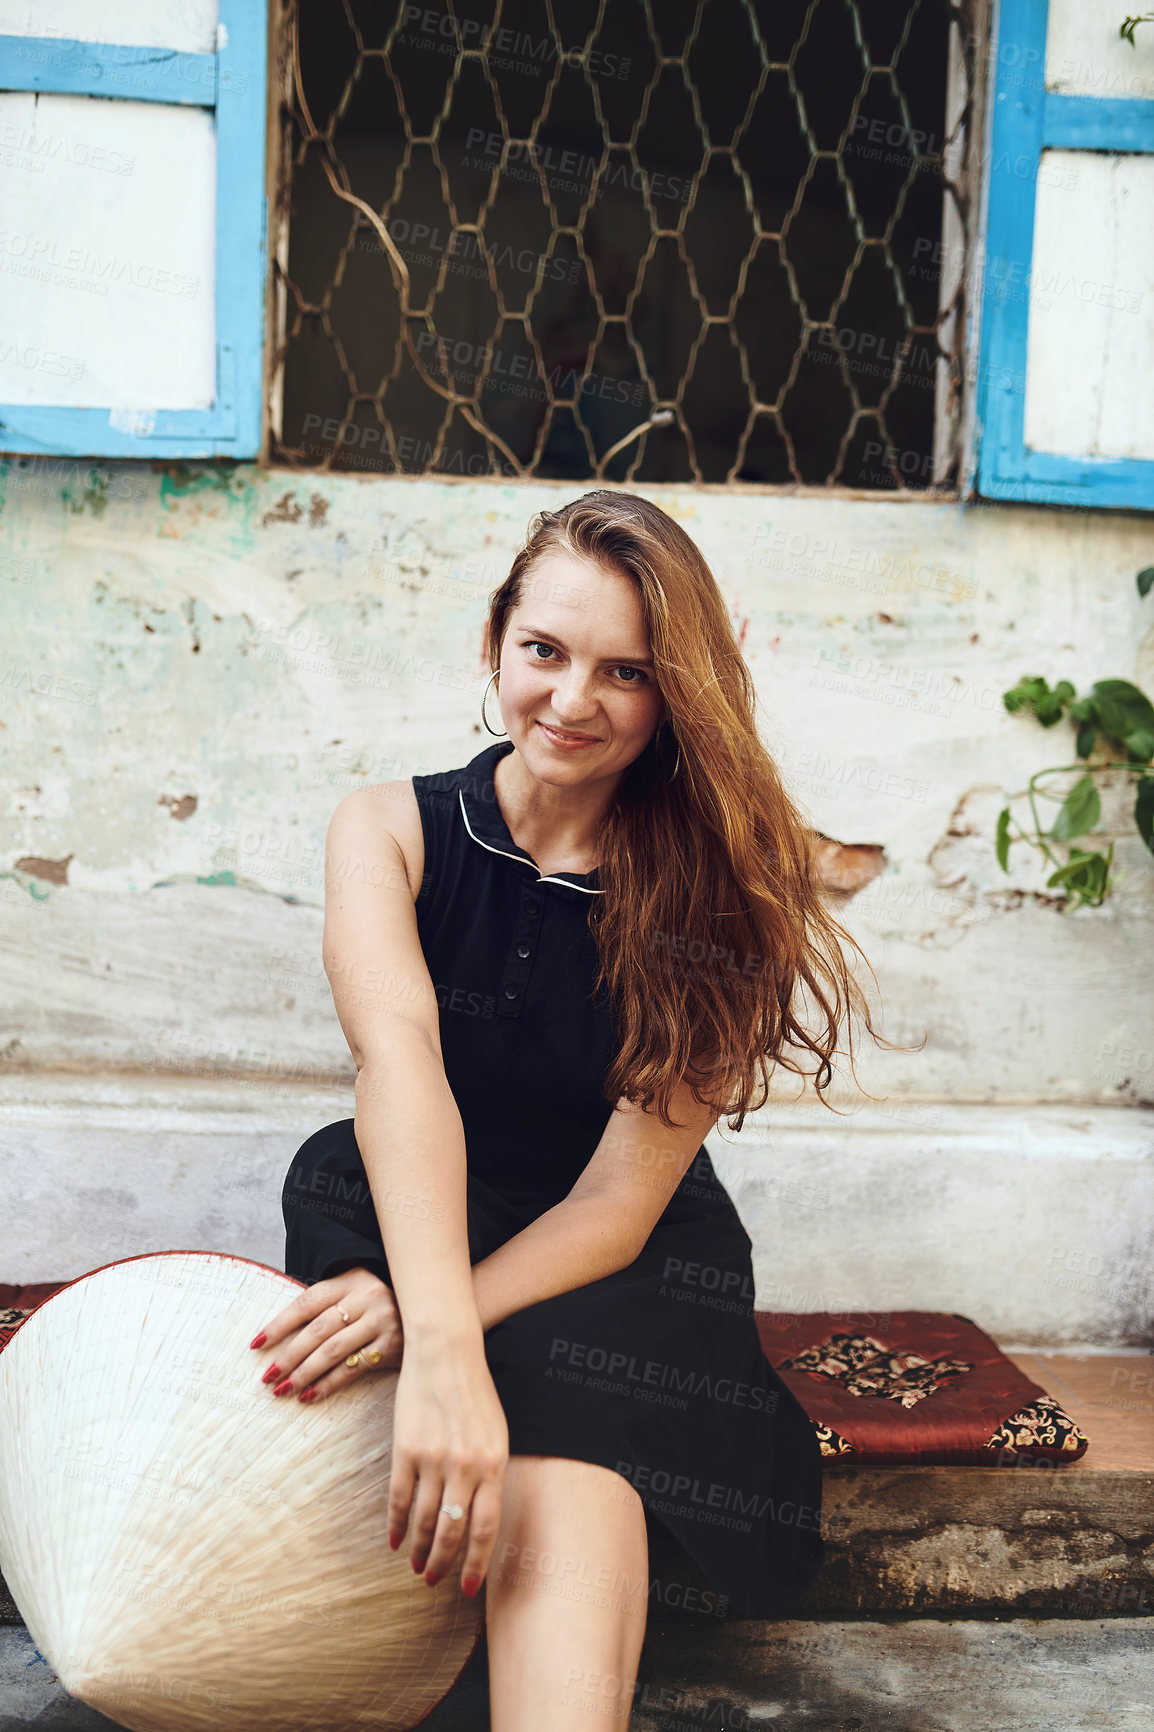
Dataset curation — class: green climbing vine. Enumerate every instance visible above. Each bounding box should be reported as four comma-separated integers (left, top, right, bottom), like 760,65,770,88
994,569,1154,910
1120,14,1154,46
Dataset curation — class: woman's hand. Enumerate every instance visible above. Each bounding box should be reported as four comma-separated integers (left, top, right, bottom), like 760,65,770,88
389,1334,509,1595
249,1267,402,1402
249,1270,508,1594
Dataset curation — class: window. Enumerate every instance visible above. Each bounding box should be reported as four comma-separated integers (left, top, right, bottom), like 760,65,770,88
0,0,267,458
269,0,980,490
16,1,1148,503
974,0,1154,508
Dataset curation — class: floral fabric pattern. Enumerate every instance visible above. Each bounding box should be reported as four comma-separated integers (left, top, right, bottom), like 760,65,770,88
984,1395,1088,1457
813,1421,856,1458
781,1331,973,1410
0,1306,32,1352
761,1312,1092,1466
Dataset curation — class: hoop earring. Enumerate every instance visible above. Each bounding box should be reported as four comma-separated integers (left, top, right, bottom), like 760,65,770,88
660,720,681,782
481,669,508,737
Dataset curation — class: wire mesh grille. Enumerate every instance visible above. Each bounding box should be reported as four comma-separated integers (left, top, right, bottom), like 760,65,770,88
269,0,977,489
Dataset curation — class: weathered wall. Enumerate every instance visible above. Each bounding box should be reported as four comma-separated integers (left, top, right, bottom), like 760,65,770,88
2,459,1152,1339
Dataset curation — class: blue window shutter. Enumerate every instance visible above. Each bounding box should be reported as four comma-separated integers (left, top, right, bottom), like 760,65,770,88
975,0,1154,509
0,0,267,459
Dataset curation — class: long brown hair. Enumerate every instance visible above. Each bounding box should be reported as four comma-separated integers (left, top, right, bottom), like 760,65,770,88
485,489,903,1131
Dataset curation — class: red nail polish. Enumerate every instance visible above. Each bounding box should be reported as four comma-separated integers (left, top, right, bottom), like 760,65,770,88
261,1364,282,1386
425,1571,440,1587
412,1557,423,1574
388,1534,400,1551
461,1576,480,1598
250,1332,267,1349
298,1388,317,1404
272,1378,293,1397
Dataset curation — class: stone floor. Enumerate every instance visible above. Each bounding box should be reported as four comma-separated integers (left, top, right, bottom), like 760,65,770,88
1,1618,1151,1730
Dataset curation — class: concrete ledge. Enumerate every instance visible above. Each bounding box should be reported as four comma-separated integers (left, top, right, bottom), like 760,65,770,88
3,1074,1152,1344
648,1352,1154,1622
0,1071,355,1282
792,1460,1153,1619
716,1101,1154,1347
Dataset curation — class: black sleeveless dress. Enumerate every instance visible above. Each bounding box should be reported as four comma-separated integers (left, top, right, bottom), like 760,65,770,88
282,739,826,1621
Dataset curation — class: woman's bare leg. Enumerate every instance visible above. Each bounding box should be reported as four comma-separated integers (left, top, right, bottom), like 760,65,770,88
485,1455,649,1732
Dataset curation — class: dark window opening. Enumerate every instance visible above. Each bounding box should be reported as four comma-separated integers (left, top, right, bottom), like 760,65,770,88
270,0,976,490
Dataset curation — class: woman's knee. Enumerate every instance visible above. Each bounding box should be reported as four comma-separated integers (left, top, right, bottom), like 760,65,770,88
281,1117,359,1203
487,1458,650,1677
281,1117,379,1281
496,1456,648,1566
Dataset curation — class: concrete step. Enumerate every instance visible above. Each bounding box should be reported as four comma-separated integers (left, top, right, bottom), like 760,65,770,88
783,1348,1154,1619
3,1072,1152,1347
1,1619,1150,1730
636,1346,1154,1623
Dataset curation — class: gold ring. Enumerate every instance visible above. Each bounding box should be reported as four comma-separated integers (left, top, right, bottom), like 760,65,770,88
345,1351,364,1368
365,1349,382,1365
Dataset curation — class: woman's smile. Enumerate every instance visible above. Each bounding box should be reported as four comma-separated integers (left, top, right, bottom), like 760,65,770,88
536,720,601,749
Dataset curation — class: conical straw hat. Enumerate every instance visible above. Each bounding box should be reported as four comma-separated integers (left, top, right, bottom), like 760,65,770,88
0,1252,483,1730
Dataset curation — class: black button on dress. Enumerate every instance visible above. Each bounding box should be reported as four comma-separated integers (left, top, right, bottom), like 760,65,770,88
282,739,826,1620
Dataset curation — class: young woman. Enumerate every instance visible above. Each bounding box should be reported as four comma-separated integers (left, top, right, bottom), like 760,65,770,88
250,490,887,1728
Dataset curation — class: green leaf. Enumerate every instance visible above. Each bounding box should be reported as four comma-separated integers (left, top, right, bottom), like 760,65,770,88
1044,853,1089,888
1136,778,1154,857
995,807,1012,871
1002,675,1074,727
1138,566,1154,599
1120,14,1154,48
1003,676,1044,715
1049,774,1100,842
1089,680,1154,757
1038,680,1075,725
1046,847,1111,907
1075,719,1098,760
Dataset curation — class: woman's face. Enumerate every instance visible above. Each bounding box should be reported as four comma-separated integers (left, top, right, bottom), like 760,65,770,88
495,546,668,782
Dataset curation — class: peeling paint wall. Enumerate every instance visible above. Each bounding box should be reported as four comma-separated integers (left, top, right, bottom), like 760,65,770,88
2,460,1152,1332
3,461,1151,1098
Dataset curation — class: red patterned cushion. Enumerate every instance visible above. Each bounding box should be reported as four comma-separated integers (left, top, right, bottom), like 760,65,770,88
755,1309,1089,1466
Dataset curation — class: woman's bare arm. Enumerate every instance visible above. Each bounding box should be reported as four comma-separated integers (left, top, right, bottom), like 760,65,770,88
468,1080,721,1332
319,784,508,1589
323,785,477,1342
